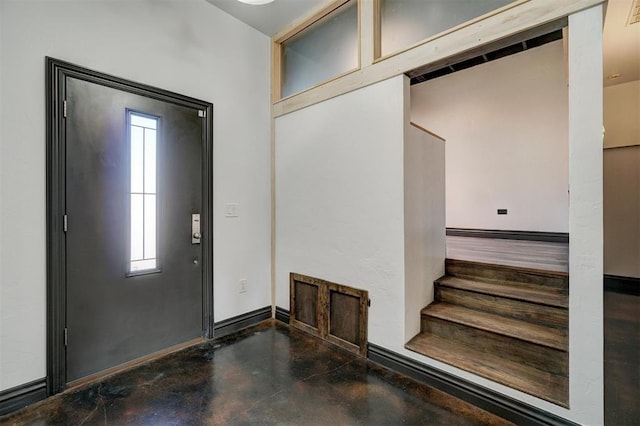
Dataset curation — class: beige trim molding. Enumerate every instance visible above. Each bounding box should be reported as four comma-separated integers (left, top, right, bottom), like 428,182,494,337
374,0,528,63
274,0,361,101
360,0,376,67
273,0,603,118
272,41,282,103
410,122,446,142
603,143,640,150
274,0,351,43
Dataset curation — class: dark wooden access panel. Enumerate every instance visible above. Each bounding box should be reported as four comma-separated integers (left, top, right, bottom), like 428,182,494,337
290,273,368,356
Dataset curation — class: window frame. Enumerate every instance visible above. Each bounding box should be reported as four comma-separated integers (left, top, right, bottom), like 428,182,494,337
271,0,529,107
373,0,526,62
273,0,361,102
125,109,162,277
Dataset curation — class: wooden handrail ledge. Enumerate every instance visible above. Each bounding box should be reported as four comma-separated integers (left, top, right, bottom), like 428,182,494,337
410,122,446,142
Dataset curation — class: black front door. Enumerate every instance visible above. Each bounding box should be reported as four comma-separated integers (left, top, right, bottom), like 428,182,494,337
64,75,206,382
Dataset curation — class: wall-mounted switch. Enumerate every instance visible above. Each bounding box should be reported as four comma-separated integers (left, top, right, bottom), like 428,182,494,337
497,209,508,215
225,203,239,218
239,279,247,293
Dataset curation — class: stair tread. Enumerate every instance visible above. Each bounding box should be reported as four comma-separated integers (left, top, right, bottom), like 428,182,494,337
445,258,568,291
436,275,568,308
422,303,567,350
406,332,568,407
446,258,569,279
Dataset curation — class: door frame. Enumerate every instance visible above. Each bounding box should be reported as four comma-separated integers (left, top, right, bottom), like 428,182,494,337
45,57,214,395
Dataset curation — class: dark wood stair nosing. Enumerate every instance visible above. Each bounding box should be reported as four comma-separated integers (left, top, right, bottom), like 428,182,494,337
444,258,569,291
440,274,569,296
435,276,569,309
421,315,569,376
405,332,569,407
435,286,568,329
421,303,568,351
445,258,569,279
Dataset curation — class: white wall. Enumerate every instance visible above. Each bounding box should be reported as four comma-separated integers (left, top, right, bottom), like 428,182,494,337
275,75,445,350
411,40,569,232
604,146,640,278
403,121,445,340
0,0,271,391
602,80,640,278
0,0,4,383
604,80,640,149
275,76,407,348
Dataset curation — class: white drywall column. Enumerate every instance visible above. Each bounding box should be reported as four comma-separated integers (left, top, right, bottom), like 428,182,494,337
403,114,445,340
0,0,4,385
568,5,604,424
275,76,407,349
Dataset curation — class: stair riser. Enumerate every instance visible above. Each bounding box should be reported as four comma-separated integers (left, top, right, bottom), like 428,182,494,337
435,286,568,328
421,316,568,376
446,259,568,291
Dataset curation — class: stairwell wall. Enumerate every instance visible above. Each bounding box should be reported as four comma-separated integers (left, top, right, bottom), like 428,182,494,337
410,40,569,233
403,117,446,341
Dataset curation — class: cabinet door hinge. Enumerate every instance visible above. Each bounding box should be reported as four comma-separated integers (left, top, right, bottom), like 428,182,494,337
64,328,68,347
198,110,205,118
63,214,68,232
63,100,67,118
368,299,371,307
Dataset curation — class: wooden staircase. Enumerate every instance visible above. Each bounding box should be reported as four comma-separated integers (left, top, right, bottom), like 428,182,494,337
406,258,569,407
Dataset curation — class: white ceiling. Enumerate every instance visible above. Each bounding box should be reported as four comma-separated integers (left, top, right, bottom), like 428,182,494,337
206,0,639,86
603,0,640,86
205,0,329,37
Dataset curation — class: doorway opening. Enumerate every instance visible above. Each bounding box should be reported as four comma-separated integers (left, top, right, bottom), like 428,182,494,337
410,28,570,272
404,24,571,406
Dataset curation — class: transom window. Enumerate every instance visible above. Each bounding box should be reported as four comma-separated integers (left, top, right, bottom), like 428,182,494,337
280,0,358,98
378,0,517,58
129,112,158,274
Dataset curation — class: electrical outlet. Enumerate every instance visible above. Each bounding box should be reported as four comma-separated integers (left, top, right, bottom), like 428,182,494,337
239,279,247,293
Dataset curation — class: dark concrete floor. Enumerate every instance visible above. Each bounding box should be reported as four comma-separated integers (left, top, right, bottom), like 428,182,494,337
4,290,637,425
605,291,640,426
1,321,510,426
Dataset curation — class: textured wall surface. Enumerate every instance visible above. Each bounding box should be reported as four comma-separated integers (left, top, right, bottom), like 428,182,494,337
411,40,569,232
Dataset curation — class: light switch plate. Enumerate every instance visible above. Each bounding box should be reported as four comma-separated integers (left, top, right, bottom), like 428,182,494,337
225,203,239,218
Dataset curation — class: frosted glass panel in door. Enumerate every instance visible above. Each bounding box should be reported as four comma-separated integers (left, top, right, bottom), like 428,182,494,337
128,112,158,273
380,0,516,57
